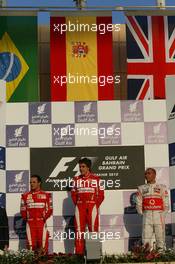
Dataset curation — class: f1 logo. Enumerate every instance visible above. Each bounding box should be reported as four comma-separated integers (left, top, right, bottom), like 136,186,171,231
49,157,79,178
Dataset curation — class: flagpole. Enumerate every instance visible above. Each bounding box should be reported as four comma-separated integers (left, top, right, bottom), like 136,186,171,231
73,0,87,10
156,0,166,9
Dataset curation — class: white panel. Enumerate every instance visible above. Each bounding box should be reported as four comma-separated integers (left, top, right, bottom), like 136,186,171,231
0,170,5,193
100,190,123,215
0,80,6,102
9,240,20,251
52,102,75,123
6,148,30,170
143,100,167,121
6,103,28,124
75,123,98,146
155,167,170,188
102,239,124,254
6,193,21,216
0,118,5,146
98,101,121,122
144,144,169,167
0,85,6,145
166,76,175,118
121,123,144,145
29,125,52,147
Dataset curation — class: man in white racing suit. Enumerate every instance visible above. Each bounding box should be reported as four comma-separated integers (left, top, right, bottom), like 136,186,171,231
136,168,169,251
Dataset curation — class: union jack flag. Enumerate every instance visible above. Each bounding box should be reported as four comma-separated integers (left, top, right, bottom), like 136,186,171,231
126,16,175,99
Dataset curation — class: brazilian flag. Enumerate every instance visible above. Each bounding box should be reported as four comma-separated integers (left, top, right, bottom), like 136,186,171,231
0,16,39,102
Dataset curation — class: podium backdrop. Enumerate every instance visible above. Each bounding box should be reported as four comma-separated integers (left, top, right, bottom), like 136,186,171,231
0,79,173,253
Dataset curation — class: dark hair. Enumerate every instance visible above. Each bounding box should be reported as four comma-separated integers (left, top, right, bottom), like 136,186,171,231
31,174,42,183
78,158,92,169
146,168,156,175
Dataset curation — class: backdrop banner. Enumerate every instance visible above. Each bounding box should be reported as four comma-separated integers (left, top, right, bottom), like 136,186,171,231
30,146,145,191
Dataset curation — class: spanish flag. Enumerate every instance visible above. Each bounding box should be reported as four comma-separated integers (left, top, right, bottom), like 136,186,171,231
50,16,114,101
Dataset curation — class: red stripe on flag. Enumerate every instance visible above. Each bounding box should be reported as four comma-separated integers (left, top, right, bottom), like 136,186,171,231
97,17,114,100
169,38,175,58
50,17,67,101
152,16,166,99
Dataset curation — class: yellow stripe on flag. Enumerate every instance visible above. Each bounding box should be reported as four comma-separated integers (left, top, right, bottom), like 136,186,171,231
66,16,98,101
0,33,29,101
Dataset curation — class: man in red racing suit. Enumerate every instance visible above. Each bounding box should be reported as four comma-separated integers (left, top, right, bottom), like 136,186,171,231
71,158,104,255
20,175,53,252
136,168,169,251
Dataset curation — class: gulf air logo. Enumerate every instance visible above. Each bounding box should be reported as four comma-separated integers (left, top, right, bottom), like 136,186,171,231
0,33,29,101
15,171,24,183
14,126,24,138
109,216,118,226
153,123,161,134
83,102,92,114
129,101,138,113
37,103,46,115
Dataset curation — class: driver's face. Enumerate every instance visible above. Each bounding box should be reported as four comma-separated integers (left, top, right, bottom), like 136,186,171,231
30,177,40,191
145,169,156,183
79,163,89,176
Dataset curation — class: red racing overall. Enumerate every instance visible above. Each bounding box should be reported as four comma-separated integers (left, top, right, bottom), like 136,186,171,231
71,173,104,254
20,190,53,252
